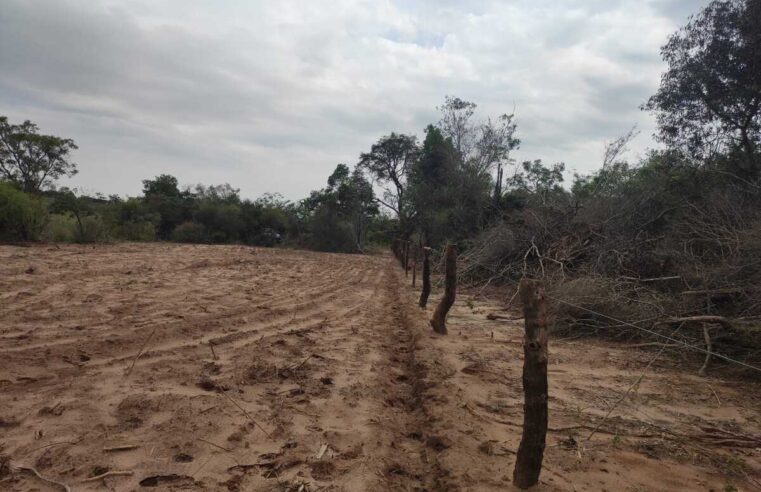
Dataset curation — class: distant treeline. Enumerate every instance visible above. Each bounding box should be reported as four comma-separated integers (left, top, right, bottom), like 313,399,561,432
0,170,397,252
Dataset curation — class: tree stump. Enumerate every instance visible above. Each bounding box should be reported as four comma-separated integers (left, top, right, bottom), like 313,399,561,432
513,279,549,489
430,244,456,334
419,247,431,308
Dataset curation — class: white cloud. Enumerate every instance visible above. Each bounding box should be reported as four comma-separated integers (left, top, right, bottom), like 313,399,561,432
0,0,709,199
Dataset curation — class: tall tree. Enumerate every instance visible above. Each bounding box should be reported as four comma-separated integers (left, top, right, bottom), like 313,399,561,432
474,113,521,198
0,116,78,193
358,133,418,237
643,0,761,175
436,97,521,201
408,125,458,244
306,164,377,252
437,96,478,163
338,167,378,251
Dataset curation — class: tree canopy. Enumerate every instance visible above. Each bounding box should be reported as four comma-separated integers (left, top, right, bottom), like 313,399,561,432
0,116,78,193
644,0,761,175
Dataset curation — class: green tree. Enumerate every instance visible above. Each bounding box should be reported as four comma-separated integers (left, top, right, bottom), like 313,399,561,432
142,174,192,239
305,164,378,252
643,0,761,174
408,125,458,244
0,116,78,193
358,133,418,237
437,96,477,161
337,167,378,251
505,160,566,206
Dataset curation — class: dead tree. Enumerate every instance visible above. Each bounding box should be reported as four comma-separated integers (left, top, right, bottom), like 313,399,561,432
513,279,549,489
430,244,456,334
419,247,431,308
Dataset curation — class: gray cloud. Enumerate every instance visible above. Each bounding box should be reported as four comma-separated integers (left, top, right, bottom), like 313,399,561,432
0,0,709,199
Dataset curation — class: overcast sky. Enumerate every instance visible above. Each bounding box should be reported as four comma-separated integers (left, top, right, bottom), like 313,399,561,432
0,0,707,200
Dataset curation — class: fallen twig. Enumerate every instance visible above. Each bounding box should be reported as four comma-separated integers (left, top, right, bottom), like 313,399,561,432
22,437,84,457
103,444,140,452
220,390,273,440
486,313,522,321
289,354,312,371
125,327,157,376
15,464,71,491
81,470,134,482
587,323,684,441
197,437,232,453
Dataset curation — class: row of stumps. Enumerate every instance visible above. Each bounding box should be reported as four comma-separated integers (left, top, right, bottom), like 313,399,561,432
391,239,548,489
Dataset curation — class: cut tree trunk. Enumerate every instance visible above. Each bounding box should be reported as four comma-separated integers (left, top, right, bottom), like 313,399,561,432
430,244,457,334
419,247,431,308
513,278,549,489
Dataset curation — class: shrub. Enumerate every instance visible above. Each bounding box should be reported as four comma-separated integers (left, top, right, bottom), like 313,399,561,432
41,213,111,243
308,206,356,252
171,221,207,243
74,215,110,243
0,182,47,241
118,221,156,241
41,214,76,242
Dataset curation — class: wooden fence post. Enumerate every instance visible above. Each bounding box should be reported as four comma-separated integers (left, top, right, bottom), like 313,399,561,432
430,244,456,334
513,279,549,489
419,247,431,308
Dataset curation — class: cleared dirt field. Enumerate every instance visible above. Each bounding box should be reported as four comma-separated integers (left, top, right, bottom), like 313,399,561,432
1,243,760,491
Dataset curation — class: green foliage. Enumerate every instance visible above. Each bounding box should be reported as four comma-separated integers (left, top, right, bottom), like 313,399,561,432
194,200,243,243
73,214,110,243
0,116,78,193
41,213,76,242
408,125,458,244
118,220,156,241
302,163,379,252
643,0,761,175
108,197,159,241
171,221,208,243
0,181,47,241
358,133,418,237
39,211,110,243
308,205,356,252
142,174,193,239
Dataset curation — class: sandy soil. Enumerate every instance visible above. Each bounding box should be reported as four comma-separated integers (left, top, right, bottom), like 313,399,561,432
0,243,759,491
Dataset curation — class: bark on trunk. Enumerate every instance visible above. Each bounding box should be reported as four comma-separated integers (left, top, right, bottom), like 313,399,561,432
419,247,431,308
404,241,410,276
412,251,417,287
513,278,549,489
430,244,456,334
